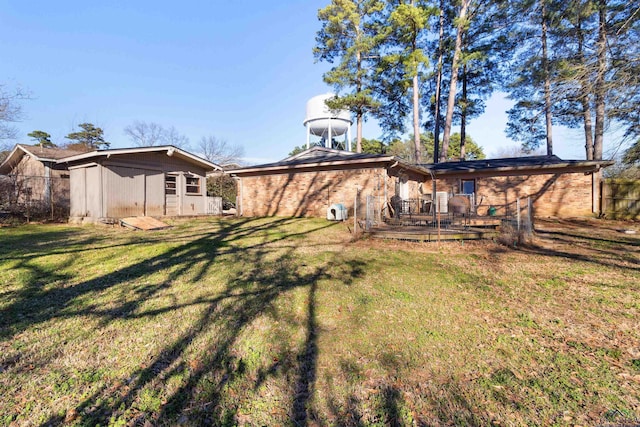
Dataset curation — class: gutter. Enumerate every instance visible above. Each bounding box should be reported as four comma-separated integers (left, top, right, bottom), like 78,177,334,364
425,160,614,177
56,146,221,172
229,156,431,177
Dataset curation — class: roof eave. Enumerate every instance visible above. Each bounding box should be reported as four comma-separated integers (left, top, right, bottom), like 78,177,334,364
57,146,222,171
428,160,615,176
0,145,28,174
228,156,398,175
228,155,435,176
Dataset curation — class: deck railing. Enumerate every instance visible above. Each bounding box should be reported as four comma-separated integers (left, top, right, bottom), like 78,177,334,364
368,195,533,234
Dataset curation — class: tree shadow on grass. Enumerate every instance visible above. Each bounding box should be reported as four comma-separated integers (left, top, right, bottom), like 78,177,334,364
0,217,336,339
1,217,362,426
5,217,503,426
486,220,640,274
521,227,640,274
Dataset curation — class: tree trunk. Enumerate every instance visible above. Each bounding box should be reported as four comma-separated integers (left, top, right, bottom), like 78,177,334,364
541,0,553,156
411,0,422,164
357,112,363,154
593,0,606,161
592,0,608,214
413,75,422,164
433,0,445,164
460,63,467,161
356,48,363,153
441,0,470,162
577,17,594,160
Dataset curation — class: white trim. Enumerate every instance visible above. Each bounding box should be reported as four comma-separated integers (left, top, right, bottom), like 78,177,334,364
58,145,222,171
230,156,398,174
68,162,100,170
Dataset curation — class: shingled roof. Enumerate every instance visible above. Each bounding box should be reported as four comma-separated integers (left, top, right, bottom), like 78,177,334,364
226,146,613,177
232,146,391,170
0,144,85,174
226,146,404,174
421,155,613,175
58,145,222,172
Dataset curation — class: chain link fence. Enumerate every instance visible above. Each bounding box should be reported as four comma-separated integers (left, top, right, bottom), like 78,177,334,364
0,175,70,221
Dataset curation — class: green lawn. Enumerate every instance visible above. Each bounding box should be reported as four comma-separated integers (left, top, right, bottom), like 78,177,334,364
1,217,639,426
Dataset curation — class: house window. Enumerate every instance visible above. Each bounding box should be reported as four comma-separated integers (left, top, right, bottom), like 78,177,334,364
185,176,200,194
165,175,177,195
461,179,475,194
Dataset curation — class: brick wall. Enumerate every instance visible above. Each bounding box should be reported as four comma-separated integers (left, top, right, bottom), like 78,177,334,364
238,165,596,219
435,172,594,217
238,166,393,218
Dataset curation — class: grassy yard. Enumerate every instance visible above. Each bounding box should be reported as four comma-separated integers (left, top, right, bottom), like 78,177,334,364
1,217,639,426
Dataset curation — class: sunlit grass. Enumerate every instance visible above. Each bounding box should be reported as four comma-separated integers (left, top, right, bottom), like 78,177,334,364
0,217,638,426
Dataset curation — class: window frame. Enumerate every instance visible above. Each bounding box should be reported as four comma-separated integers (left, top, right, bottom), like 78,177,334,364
185,175,201,195
165,175,177,195
461,179,476,195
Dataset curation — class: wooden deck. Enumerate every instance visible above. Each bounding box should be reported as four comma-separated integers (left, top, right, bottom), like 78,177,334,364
365,214,504,242
388,212,505,228
366,223,499,242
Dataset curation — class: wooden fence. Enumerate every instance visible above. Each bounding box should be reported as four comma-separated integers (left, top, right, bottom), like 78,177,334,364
602,179,640,219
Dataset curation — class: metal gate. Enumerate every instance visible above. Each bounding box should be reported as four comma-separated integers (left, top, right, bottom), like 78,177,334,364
365,195,382,231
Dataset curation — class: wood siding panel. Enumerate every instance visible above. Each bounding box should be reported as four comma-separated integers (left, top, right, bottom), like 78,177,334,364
182,194,204,215
145,171,165,216
69,168,86,217
166,195,179,215
105,166,145,217
85,166,101,218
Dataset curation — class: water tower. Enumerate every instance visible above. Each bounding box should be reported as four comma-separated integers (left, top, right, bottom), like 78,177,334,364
303,94,352,151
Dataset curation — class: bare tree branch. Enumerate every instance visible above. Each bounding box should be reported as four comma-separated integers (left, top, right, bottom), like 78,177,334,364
0,84,30,141
124,121,165,147
123,121,190,148
162,126,190,148
198,136,244,166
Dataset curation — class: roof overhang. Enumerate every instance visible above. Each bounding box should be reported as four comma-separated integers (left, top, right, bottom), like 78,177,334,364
0,145,59,174
426,160,614,177
57,146,222,172
227,155,431,177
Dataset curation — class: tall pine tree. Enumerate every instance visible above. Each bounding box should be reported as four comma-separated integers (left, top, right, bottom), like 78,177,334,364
314,0,385,153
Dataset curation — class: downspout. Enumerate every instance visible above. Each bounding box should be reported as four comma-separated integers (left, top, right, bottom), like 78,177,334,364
384,168,388,218
429,167,437,223
99,160,105,219
232,175,242,217
592,171,597,215
593,164,602,215
202,173,207,215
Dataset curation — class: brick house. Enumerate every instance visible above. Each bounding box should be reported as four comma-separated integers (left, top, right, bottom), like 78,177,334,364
228,147,612,219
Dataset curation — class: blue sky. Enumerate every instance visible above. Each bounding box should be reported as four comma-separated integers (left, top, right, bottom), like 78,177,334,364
1,1,600,164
